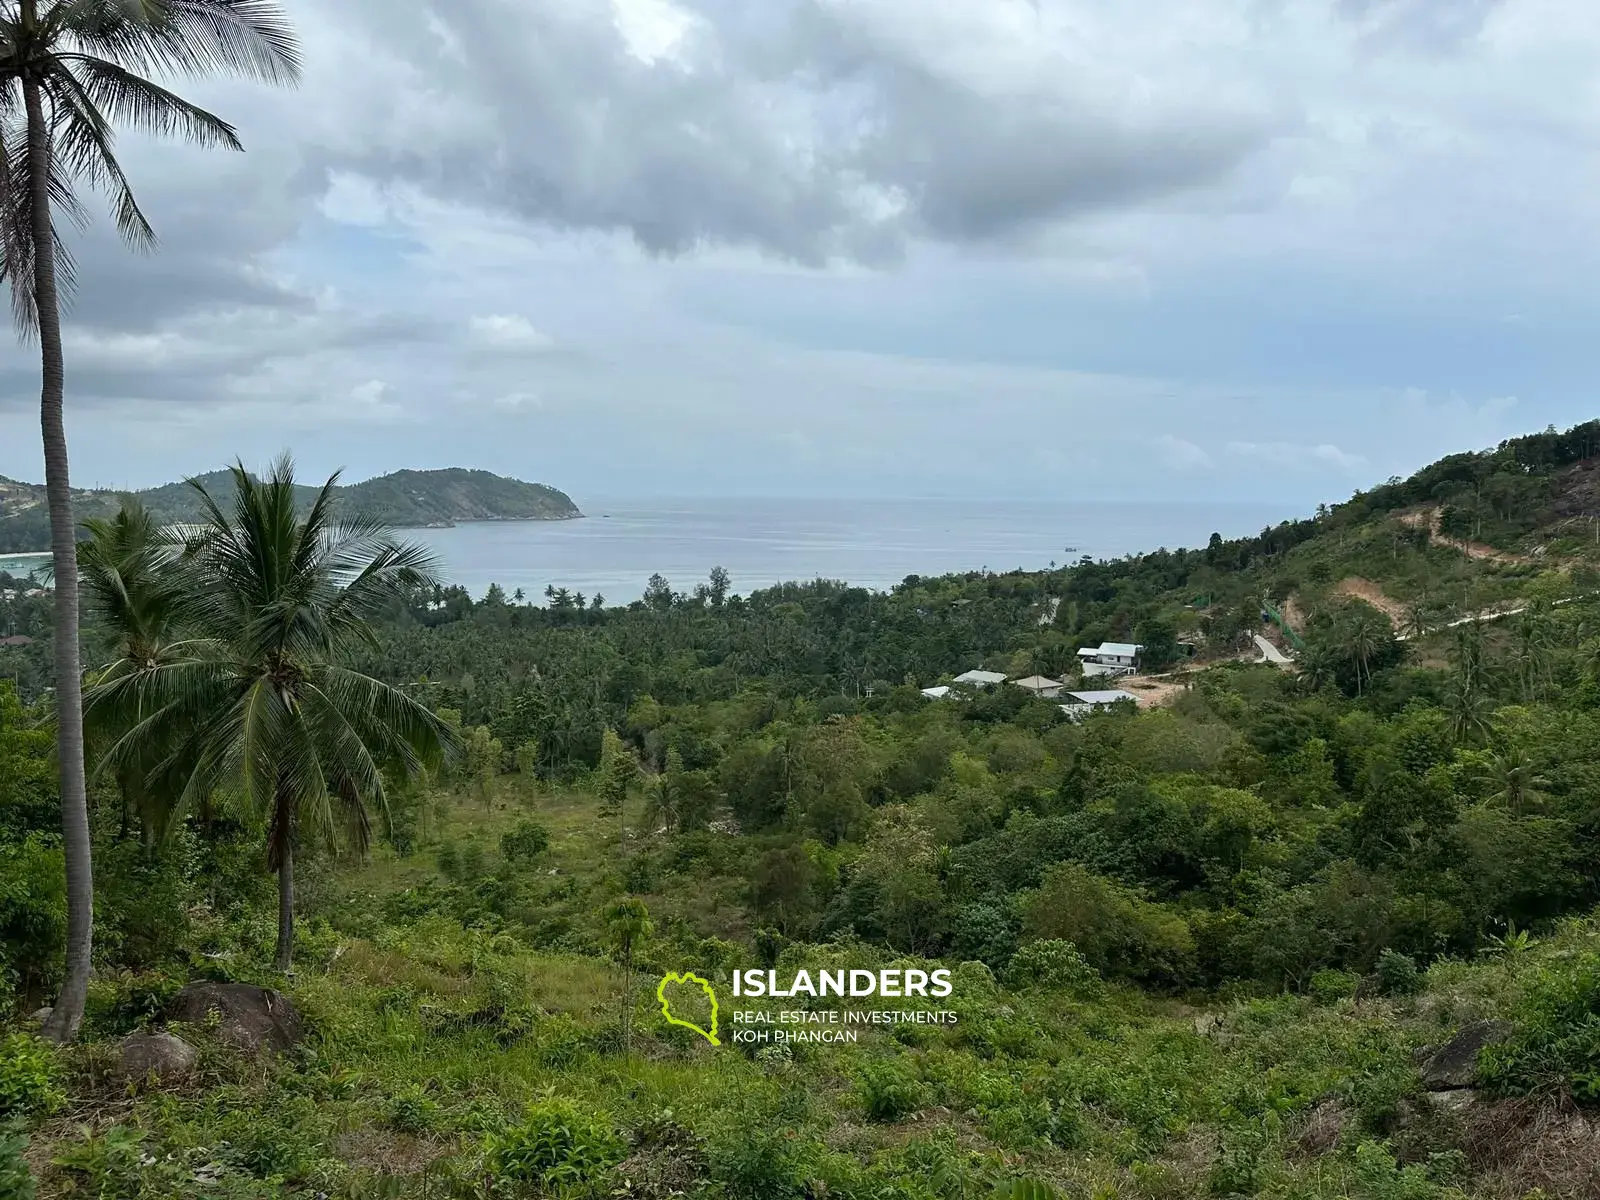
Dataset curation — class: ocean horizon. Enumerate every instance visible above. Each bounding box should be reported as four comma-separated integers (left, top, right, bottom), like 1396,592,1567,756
410,496,1294,603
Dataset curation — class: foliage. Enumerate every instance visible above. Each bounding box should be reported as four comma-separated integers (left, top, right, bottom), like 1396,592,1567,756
0,1034,61,1118
855,1058,923,1122
1479,950,1600,1102
0,1123,33,1200
482,1099,626,1196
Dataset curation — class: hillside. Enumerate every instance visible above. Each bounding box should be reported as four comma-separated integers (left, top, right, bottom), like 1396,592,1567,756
9,421,1600,1200
0,466,581,552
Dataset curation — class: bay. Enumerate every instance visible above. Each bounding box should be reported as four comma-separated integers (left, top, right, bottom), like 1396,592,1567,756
409,497,1292,603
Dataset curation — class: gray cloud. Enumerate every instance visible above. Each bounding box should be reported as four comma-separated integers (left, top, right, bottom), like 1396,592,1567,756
319,0,1283,263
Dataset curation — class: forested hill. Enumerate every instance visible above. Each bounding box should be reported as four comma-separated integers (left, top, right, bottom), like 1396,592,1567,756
0,466,580,551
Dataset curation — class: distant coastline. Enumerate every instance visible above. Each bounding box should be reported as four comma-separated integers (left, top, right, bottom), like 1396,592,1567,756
0,467,581,553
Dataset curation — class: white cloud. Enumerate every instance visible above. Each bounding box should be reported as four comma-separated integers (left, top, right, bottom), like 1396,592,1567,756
1227,441,1366,469
1159,435,1215,470
468,315,556,351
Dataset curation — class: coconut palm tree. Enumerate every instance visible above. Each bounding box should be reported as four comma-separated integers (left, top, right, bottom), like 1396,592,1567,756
89,457,458,971
1,0,299,1042
78,498,195,847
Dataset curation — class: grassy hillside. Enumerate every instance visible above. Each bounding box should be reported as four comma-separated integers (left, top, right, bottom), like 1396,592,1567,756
10,421,1600,1200
0,467,580,553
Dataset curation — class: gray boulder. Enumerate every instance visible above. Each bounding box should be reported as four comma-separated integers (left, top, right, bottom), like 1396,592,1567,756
116,1031,198,1083
167,981,303,1053
1417,1020,1511,1090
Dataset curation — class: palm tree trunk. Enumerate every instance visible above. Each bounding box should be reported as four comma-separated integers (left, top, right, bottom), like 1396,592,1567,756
272,782,295,971
25,75,93,1046
275,833,295,971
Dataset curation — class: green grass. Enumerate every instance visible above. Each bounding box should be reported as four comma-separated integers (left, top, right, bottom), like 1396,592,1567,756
15,790,1600,1198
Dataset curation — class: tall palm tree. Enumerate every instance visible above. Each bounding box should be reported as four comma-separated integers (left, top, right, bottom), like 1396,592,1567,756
0,0,299,1042
90,457,458,970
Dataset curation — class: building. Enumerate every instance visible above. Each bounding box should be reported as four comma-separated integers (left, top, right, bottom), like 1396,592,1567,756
0,635,33,648
1076,641,1142,677
1059,689,1138,719
920,685,953,700
1011,675,1064,699
952,669,1007,688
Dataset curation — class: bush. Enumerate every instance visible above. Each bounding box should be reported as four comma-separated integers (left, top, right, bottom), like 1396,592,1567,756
1479,951,1600,1102
856,1059,922,1123
0,1124,35,1200
1004,940,1101,993
0,1034,61,1118
385,1084,441,1134
0,837,66,1006
1309,968,1361,1005
500,821,550,866
1375,950,1422,998
483,1099,625,1196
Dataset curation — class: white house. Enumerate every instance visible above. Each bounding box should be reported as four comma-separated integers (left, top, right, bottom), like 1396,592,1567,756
1011,675,1064,699
920,685,953,700
1059,689,1139,719
1076,641,1142,677
952,669,1007,688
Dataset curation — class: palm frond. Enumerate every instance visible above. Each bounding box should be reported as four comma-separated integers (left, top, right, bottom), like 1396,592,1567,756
48,0,301,86
60,52,241,150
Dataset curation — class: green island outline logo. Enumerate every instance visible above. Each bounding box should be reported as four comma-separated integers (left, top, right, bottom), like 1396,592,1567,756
656,971,721,1046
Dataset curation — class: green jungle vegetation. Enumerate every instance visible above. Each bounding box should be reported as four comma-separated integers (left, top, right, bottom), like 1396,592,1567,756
5,421,1600,1199
0,467,580,554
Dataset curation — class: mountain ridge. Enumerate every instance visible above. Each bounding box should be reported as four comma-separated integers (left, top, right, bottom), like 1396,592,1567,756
0,466,581,553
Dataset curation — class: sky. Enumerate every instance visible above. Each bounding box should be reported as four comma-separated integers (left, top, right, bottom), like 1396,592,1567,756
1,0,1597,509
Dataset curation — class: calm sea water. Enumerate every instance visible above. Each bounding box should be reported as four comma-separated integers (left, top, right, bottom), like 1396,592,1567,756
410,498,1291,603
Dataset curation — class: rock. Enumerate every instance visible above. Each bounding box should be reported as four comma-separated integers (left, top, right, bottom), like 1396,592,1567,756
116,1031,198,1082
167,981,303,1053
1193,1014,1223,1038
1422,1089,1479,1113
1296,1099,1350,1156
1417,1020,1512,1090
25,1006,51,1026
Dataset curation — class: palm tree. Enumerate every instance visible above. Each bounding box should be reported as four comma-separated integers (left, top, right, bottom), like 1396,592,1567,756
89,457,457,971
1488,743,1550,816
1,0,298,1043
78,498,194,847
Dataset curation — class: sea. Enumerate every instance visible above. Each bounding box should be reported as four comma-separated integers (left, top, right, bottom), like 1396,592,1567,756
408,497,1293,604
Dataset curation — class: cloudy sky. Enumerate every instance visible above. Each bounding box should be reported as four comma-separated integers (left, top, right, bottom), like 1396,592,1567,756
0,0,1596,508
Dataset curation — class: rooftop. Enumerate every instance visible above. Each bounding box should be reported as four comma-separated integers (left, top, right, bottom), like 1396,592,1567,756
953,669,1007,686
1063,689,1138,705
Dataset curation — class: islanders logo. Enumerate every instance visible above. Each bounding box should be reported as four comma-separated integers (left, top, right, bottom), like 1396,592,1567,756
656,971,721,1046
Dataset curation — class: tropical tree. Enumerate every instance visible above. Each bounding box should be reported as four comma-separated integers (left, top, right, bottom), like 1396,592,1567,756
0,0,299,1042
78,499,193,847
88,457,456,971
1488,743,1551,817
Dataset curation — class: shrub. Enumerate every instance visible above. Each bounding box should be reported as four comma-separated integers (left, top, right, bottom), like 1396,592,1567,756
483,1099,625,1196
0,1124,35,1200
500,821,550,866
0,1034,61,1118
435,843,461,881
1004,939,1101,993
1375,950,1422,998
1479,951,1600,1102
856,1059,922,1123
385,1084,441,1134
1309,968,1362,1005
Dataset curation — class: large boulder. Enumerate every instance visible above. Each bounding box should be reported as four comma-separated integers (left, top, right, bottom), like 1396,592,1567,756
1417,1020,1512,1091
116,1031,198,1083
167,981,303,1054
